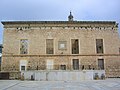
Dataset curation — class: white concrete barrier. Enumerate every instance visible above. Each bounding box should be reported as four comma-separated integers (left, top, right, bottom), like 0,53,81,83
21,70,105,81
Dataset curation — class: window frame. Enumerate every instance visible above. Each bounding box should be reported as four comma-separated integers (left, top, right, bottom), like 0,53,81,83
96,39,104,54
71,39,79,54
46,39,54,54
21,66,25,71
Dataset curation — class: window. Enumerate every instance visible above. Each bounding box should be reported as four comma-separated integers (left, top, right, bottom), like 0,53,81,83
20,60,27,71
46,39,54,54
60,65,66,70
73,59,79,70
21,66,25,71
58,41,67,50
98,59,104,70
96,39,104,54
20,39,28,54
71,39,79,54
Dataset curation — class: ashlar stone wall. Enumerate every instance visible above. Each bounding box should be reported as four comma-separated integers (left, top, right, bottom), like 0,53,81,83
1,21,120,77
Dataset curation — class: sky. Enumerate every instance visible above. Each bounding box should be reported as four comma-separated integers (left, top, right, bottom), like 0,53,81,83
0,0,120,44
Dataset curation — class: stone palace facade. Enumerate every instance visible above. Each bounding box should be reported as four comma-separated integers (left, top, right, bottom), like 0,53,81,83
1,13,120,78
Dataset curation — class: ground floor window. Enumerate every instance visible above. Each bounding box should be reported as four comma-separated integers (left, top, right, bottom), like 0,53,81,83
21,66,25,71
60,65,66,70
98,59,104,70
73,59,79,70
20,60,27,71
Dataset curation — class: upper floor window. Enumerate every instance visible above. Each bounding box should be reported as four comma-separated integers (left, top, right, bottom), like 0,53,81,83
71,39,79,54
46,39,54,54
20,39,28,54
96,39,104,54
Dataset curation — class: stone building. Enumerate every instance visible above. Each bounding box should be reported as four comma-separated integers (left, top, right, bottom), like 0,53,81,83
0,44,2,71
1,12,120,78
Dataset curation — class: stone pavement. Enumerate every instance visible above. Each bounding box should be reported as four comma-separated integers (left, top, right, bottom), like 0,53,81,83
0,79,120,90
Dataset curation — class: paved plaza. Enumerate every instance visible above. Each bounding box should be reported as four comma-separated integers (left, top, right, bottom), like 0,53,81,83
0,79,120,90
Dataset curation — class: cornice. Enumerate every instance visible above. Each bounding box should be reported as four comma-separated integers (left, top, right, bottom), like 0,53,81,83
1,21,117,25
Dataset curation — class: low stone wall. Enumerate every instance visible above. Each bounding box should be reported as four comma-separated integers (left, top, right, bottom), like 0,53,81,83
9,72,21,80
21,70,105,81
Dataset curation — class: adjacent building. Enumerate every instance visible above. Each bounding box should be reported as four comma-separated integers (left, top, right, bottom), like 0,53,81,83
0,44,2,71
1,13,120,78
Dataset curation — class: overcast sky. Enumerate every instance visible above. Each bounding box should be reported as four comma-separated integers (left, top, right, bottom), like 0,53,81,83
0,0,120,44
